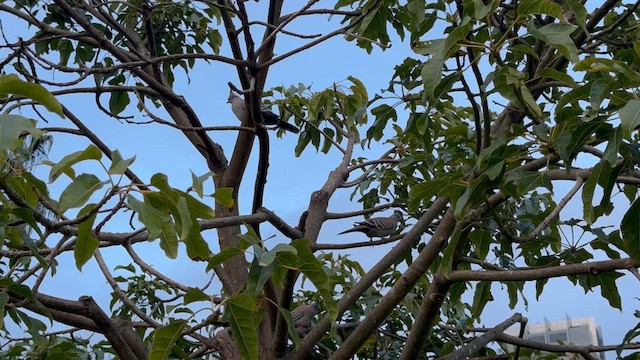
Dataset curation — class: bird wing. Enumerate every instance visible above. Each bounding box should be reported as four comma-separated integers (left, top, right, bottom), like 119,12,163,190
362,216,397,230
260,109,281,125
260,110,300,133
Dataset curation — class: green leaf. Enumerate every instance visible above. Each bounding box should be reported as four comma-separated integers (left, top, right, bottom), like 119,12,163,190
553,118,602,166
503,170,552,198
287,239,338,324
109,91,130,115
621,197,640,261
603,126,622,166
408,178,447,213
183,221,210,261
259,243,297,266
470,229,491,259
127,195,178,259
247,258,274,296
0,115,37,154
190,171,213,198
529,23,579,64
213,187,234,208
420,21,470,98
442,228,462,278
619,99,640,140
472,0,497,19
149,320,187,360
75,204,99,271
184,288,209,304
0,74,63,116
471,281,492,319
518,0,564,19
537,68,577,88
421,56,445,99
49,144,102,182
597,272,623,310
582,162,604,225
225,294,259,360
58,174,107,213
176,197,192,241
207,247,244,271
277,304,301,347
507,282,519,309
0,292,9,328
108,149,136,175
454,174,490,219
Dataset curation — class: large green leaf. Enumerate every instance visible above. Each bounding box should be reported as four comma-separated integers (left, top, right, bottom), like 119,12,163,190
408,178,447,213
518,0,564,19
190,171,213,198
0,115,37,154
0,292,8,328
127,195,178,259
619,99,640,140
58,174,108,213
183,221,210,261
207,247,245,271
149,320,187,360
0,74,63,116
471,281,492,319
74,204,99,271
529,22,579,64
285,239,338,323
183,288,209,304
108,149,136,175
225,293,259,360
247,258,274,297
597,272,623,310
621,197,640,261
213,187,234,208
420,21,470,98
48,144,102,182
108,91,130,115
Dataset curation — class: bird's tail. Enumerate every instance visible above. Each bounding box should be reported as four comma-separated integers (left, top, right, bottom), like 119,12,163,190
279,121,300,134
337,226,364,235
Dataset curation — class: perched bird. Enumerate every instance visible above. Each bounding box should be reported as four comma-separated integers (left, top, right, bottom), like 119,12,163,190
338,210,403,239
291,302,321,335
227,91,300,133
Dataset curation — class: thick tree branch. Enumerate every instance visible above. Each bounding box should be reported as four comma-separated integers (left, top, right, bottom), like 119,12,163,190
448,258,639,282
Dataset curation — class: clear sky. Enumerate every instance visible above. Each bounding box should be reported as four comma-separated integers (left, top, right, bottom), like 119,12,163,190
2,1,637,358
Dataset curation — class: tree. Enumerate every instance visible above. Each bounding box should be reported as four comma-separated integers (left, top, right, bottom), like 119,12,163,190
1,0,640,359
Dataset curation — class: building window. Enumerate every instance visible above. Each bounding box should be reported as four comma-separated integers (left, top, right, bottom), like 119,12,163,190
548,331,568,344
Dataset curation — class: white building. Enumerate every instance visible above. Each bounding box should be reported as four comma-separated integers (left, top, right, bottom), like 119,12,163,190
506,316,605,360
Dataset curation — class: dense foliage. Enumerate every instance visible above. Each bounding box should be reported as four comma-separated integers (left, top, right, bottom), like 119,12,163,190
0,0,640,359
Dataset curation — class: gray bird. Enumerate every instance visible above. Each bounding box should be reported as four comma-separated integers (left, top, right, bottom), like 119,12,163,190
338,210,403,239
291,302,321,334
227,91,300,133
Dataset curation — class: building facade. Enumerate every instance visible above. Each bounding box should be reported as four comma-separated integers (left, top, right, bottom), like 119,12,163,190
507,316,605,360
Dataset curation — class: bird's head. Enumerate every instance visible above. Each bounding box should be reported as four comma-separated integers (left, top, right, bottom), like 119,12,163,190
392,210,403,220
227,90,240,103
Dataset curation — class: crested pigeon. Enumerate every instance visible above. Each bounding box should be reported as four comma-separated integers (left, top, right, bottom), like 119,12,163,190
338,210,402,239
227,91,299,133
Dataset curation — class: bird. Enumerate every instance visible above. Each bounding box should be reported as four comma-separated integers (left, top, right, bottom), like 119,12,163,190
338,210,403,239
227,91,300,134
291,302,321,335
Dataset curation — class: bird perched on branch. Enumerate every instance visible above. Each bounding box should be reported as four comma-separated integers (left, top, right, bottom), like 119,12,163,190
338,210,403,239
227,91,300,133
292,302,321,335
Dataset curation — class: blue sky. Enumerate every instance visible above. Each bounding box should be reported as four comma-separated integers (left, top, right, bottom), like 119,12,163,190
2,1,638,357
